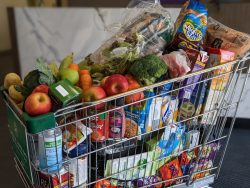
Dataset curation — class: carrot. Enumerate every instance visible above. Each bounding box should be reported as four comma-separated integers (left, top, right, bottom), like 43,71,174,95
80,69,92,93
68,63,79,71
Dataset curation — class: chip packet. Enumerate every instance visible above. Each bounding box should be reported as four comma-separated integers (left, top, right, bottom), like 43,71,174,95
159,158,183,186
166,0,208,52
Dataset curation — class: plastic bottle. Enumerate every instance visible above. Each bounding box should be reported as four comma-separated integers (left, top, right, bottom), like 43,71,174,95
38,128,62,172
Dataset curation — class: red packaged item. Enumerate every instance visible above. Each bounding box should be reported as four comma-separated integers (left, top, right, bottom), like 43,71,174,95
89,110,109,142
94,180,116,188
179,149,198,175
159,158,183,186
82,104,110,142
37,167,69,188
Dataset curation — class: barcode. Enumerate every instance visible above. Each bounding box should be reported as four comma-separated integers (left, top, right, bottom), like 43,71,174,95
56,85,69,97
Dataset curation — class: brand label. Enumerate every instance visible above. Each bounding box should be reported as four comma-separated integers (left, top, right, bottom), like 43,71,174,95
183,21,202,42
39,134,63,172
56,85,69,97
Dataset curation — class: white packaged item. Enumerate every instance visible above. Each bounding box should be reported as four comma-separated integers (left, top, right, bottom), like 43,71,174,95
185,130,200,149
67,157,88,187
105,152,154,180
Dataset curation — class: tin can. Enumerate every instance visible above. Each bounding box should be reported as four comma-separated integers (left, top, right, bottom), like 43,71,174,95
37,167,69,188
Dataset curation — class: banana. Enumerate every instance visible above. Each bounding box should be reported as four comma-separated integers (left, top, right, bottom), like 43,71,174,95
4,73,22,90
59,53,73,70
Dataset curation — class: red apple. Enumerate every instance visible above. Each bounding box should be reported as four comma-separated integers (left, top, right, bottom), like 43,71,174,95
104,74,129,96
125,74,141,90
24,92,52,116
83,86,106,109
32,84,49,94
125,91,144,104
100,76,109,88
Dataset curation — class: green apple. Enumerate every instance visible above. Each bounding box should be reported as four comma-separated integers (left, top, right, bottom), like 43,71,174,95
59,68,79,85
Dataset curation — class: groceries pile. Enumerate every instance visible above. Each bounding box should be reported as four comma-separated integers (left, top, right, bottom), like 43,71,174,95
2,0,250,188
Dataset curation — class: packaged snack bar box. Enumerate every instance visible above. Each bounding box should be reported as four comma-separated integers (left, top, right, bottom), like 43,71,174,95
37,167,69,188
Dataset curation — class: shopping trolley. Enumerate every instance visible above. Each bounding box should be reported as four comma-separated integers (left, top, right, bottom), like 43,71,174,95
2,54,250,188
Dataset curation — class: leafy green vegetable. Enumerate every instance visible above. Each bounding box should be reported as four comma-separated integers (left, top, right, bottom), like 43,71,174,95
15,70,40,97
98,36,140,75
129,54,168,86
15,59,56,98
36,58,56,85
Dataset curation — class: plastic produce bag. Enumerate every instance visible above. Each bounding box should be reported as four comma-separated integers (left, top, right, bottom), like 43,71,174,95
162,50,191,78
86,0,174,79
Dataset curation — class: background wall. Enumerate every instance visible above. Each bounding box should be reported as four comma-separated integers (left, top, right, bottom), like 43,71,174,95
207,3,250,34
0,0,27,51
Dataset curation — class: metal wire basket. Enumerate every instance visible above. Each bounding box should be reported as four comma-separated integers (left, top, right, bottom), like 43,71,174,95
2,54,250,188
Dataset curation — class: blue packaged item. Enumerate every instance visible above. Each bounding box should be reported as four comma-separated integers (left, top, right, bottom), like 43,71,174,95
158,82,173,96
125,91,154,138
145,83,175,133
190,78,208,116
158,123,186,159
62,122,92,158
169,0,208,51
67,139,89,158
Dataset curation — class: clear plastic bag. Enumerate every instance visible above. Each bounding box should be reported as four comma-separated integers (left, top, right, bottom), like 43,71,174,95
162,50,191,78
88,0,174,78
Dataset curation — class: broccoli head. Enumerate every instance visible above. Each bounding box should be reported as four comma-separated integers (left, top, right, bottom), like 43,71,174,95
129,54,168,86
